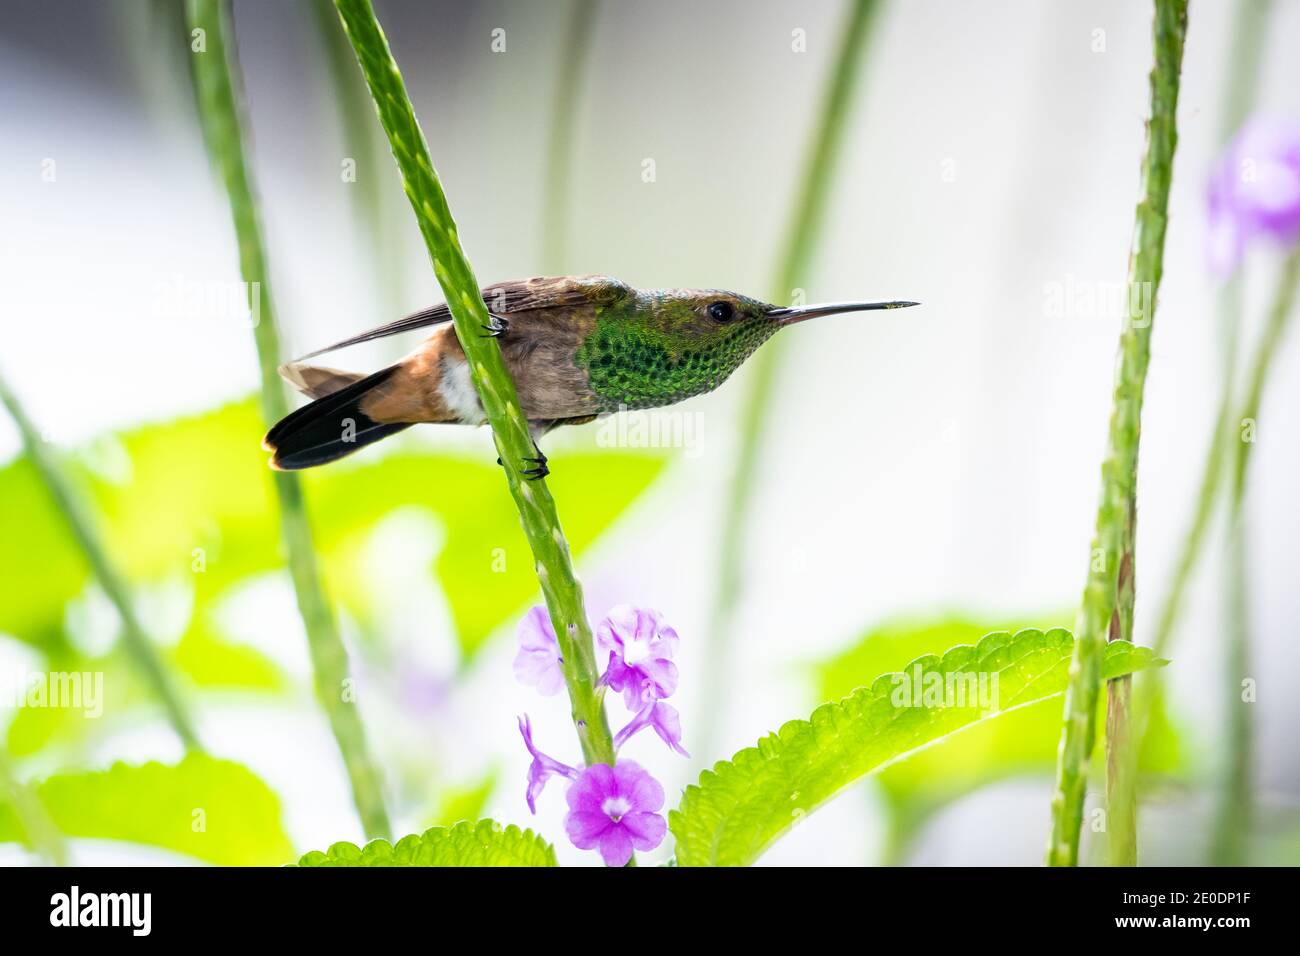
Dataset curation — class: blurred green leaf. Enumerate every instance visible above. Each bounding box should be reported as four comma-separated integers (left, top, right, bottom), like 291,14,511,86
428,768,498,829
3,648,138,757
172,618,283,691
293,819,556,866
671,629,1167,866
3,624,283,757
0,752,293,865
309,447,665,654
0,459,91,642
0,399,666,661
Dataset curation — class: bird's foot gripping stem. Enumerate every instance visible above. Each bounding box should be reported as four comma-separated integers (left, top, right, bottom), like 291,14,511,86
480,313,510,338
521,441,549,480
497,442,550,480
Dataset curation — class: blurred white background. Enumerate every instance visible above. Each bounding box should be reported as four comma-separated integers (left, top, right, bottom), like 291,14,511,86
1,0,1298,865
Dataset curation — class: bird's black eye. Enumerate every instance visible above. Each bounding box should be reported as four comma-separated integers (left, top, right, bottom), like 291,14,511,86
708,300,735,322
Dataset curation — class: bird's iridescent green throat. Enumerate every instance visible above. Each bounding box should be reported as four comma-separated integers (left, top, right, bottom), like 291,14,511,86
574,288,779,410
573,284,918,412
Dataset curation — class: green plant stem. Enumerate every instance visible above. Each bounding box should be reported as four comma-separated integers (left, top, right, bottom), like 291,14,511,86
0,373,200,752
1150,0,1274,662
699,0,883,765
331,1,617,780
307,0,403,322
1211,247,1300,864
541,0,599,274
1148,276,1238,661
1107,457,1139,865
185,0,390,841
1047,0,1187,868
1105,653,1137,865
1135,0,1274,861
310,0,386,233
1139,0,1275,864
0,744,67,865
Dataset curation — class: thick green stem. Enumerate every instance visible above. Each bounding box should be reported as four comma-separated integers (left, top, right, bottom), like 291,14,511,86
1211,247,1300,864
0,373,200,752
330,0,617,774
1047,0,1187,868
185,0,390,840
1105,652,1137,864
540,0,600,274
1107,477,1139,866
699,0,883,764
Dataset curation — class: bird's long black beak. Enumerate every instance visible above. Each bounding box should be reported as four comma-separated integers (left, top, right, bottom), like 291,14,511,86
768,299,919,326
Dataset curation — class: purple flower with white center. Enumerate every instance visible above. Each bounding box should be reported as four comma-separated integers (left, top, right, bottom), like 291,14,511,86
511,603,685,865
615,699,689,756
1207,116,1300,275
596,605,679,709
517,715,578,813
564,761,667,867
513,606,565,697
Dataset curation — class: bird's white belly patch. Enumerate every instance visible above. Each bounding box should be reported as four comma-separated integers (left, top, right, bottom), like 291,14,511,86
438,356,486,425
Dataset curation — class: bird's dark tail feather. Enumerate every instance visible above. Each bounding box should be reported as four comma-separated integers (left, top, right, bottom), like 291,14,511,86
263,365,411,470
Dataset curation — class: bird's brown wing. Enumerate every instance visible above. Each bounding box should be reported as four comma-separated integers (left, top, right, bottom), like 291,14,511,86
480,275,630,314
294,305,453,360
291,275,630,362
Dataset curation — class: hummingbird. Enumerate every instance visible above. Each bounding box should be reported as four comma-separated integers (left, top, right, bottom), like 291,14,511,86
263,275,917,474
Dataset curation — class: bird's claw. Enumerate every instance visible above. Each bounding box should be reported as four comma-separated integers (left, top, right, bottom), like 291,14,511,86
496,445,550,480
480,313,510,338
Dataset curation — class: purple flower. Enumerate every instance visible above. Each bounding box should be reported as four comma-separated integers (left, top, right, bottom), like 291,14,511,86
513,606,565,696
614,699,689,757
564,761,667,867
511,603,685,864
596,605,679,708
1207,116,1300,275
518,715,578,813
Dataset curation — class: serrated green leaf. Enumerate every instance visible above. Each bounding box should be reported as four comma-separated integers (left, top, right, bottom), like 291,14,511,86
0,752,293,865
293,820,557,866
816,613,1064,702
814,613,1184,861
671,628,1167,866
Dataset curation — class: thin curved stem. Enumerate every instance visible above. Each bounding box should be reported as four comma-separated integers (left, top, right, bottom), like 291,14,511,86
1138,0,1276,862
0,372,200,753
307,0,404,327
185,0,391,840
698,0,883,766
0,746,66,866
1211,247,1300,864
541,0,600,274
1150,0,1274,662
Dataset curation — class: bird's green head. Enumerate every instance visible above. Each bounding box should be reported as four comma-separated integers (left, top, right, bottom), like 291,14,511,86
575,284,918,410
